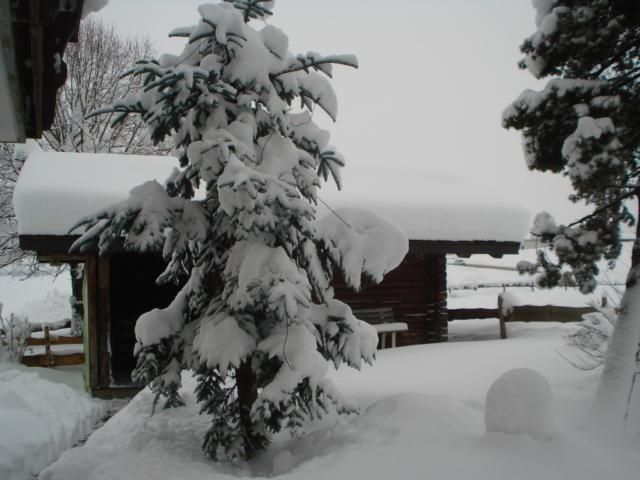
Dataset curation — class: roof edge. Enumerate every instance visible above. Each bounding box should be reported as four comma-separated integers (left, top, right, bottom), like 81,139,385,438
20,235,522,259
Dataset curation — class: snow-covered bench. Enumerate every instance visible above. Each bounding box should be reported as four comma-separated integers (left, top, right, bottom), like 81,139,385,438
353,307,408,349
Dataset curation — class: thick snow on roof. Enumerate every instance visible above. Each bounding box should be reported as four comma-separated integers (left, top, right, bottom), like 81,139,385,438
14,150,175,235
14,152,529,242
319,168,530,243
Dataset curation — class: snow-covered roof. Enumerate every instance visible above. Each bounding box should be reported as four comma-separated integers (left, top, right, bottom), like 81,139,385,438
14,150,175,235
14,151,530,242
320,168,530,243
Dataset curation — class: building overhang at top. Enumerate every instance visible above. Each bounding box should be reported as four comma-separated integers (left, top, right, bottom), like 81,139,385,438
0,0,84,142
19,235,522,261
14,151,530,260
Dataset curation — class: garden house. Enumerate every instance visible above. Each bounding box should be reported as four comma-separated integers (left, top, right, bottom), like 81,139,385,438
14,150,529,397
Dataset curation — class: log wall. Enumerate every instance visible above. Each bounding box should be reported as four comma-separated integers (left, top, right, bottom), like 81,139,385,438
333,253,448,346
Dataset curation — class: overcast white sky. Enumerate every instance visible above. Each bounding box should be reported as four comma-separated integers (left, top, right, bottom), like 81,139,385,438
95,0,591,225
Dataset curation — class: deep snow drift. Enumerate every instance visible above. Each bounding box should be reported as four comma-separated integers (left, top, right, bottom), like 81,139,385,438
0,365,105,480
39,322,640,480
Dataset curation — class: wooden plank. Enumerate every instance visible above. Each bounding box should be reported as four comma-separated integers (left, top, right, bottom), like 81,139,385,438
50,353,85,366
85,254,99,390
27,335,83,346
91,386,142,400
20,234,130,255
509,305,595,323
352,307,395,324
21,356,46,367
44,326,51,366
498,301,596,339
22,353,84,367
448,308,499,321
28,0,44,137
96,256,112,389
409,240,521,257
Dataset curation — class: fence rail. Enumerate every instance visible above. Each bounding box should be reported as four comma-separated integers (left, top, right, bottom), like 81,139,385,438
448,303,598,340
448,308,499,321
21,325,84,367
448,282,625,292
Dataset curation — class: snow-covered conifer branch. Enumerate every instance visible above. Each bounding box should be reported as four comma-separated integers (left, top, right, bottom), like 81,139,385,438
505,0,640,432
272,53,359,79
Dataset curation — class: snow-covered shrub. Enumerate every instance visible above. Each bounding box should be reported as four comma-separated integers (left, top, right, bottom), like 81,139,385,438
71,0,407,462
565,309,616,370
485,368,555,441
0,303,31,362
19,289,72,330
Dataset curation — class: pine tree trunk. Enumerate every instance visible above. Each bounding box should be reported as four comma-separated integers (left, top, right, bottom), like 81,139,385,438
236,357,258,459
590,195,640,435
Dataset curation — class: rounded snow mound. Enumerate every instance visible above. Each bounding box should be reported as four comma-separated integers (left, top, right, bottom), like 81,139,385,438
485,368,554,440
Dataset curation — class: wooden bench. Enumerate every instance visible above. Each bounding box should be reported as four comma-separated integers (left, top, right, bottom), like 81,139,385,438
353,307,408,349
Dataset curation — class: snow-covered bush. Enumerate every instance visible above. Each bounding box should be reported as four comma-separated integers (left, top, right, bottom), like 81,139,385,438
19,289,72,331
0,303,31,363
565,309,616,370
485,368,555,441
71,0,407,462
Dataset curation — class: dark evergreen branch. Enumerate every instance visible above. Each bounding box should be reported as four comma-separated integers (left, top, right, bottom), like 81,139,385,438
271,55,358,78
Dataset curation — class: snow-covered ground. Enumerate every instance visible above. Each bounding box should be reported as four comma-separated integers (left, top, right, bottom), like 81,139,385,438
0,364,105,480
2,248,637,479
38,321,640,480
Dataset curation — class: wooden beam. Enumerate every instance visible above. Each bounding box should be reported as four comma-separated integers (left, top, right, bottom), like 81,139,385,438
27,334,83,346
84,254,99,391
28,0,43,137
21,235,522,257
20,234,78,253
409,240,521,257
96,256,111,389
0,0,26,142
20,234,134,255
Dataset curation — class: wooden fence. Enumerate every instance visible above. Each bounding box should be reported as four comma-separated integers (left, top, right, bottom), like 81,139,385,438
448,303,597,339
21,326,85,367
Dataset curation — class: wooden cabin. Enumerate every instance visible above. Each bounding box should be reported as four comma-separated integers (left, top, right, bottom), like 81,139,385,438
14,151,529,397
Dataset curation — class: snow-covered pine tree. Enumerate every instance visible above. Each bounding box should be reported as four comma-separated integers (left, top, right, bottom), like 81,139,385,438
71,0,407,461
503,0,640,435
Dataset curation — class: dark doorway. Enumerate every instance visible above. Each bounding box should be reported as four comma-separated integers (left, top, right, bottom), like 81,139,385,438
109,253,180,385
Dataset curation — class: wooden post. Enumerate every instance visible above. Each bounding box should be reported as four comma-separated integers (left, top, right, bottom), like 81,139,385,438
44,326,52,366
498,295,508,339
96,256,112,389
84,255,99,392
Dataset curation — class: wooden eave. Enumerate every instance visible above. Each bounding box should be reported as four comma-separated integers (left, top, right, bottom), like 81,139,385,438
21,234,81,254
20,235,522,260
409,239,521,258
8,0,83,138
